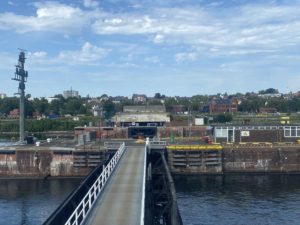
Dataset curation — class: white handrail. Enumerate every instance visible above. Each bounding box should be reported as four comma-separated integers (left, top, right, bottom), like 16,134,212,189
140,145,147,225
65,142,125,225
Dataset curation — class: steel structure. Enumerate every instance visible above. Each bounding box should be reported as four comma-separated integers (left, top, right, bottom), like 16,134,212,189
12,50,28,143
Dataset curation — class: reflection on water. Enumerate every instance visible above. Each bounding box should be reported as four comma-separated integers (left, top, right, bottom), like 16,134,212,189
0,179,81,225
174,175,300,225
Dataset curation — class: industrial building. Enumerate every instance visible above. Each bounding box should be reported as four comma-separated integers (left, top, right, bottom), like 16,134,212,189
112,105,170,138
213,125,300,143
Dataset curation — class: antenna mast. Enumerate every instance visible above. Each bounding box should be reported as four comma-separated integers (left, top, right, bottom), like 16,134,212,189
12,50,28,143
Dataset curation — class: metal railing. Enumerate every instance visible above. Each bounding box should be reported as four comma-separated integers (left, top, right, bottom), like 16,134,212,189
140,145,147,225
64,142,125,225
149,140,166,149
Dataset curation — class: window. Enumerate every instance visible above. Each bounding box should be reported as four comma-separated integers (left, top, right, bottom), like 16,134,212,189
284,126,300,137
215,128,228,138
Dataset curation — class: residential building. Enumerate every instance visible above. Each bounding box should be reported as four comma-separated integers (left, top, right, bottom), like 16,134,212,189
0,93,7,99
9,109,19,119
202,98,238,113
132,94,147,104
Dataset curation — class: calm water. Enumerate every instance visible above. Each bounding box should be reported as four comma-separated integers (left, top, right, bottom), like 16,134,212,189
0,179,82,225
174,175,300,225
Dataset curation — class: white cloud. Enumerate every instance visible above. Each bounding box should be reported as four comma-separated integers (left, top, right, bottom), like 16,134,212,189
175,52,198,63
0,2,90,34
29,51,47,58
8,1,16,6
91,2,300,57
153,34,164,43
83,0,99,8
58,42,110,63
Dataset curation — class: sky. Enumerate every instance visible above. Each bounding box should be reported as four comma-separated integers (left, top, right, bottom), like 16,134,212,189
0,0,300,98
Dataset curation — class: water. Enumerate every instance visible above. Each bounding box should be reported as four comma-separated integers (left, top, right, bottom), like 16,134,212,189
174,175,300,225
1,176,297,225
0,179,81,225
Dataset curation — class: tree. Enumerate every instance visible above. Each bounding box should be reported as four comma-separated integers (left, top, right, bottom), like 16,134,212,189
258,88,279,94
102,100,116,119
154,93,161,99
64,98,84,115
32,98,49,116
0,97,19,115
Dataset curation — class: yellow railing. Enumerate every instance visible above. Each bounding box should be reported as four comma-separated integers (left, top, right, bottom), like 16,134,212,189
167,145,223,150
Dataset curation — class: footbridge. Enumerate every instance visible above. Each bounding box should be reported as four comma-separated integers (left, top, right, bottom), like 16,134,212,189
44,141,183,225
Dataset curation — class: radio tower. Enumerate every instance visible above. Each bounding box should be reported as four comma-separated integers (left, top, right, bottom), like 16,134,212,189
12,50,28,143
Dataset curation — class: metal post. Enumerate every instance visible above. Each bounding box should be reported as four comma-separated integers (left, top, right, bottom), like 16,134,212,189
12,50,28,144
188,106,192,140
20,88,25,142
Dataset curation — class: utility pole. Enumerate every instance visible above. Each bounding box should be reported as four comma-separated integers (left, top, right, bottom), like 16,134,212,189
188,106,192,140
12,50,28,143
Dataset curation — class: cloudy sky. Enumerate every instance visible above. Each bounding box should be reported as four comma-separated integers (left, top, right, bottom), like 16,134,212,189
0,0,300,98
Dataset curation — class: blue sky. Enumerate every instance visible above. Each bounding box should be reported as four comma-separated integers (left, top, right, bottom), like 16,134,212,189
0,0,300,98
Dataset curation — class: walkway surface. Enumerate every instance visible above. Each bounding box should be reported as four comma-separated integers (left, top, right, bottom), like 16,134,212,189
84,146,146,225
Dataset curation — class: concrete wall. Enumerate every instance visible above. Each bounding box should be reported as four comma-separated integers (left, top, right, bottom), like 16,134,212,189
0,150,105,177
167,148,222,174
223,145,300,173
167,145,300,174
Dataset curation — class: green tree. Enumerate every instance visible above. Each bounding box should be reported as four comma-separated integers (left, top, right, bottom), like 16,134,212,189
102,100,116,119
0,97,19,114
64,98,84,115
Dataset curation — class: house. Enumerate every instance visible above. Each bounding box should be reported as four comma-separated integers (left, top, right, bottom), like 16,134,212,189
170,105,186,114
132,94,147,104
259,107,277,114
9,109,19,119
202,98,238,113
110,96,128,104
0,93,7,99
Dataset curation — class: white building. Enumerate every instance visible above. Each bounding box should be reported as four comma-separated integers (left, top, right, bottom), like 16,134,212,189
63,89,79,98
0,93,7,99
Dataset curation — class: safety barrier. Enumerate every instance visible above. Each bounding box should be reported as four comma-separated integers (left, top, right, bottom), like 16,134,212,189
140,145,147,225
64,142,125,225
149,141,166,150
167,145,223,150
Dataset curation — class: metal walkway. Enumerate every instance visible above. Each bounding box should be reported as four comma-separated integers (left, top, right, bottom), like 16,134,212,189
84,146,146,225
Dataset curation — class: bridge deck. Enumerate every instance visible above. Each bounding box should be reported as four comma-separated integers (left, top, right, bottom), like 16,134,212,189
84,146,145,225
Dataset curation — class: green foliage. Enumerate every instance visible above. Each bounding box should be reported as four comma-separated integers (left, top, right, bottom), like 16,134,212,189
0,97,19,115
214,113,233,123
238,96,265,112
102,100,116,119
258,88,279,94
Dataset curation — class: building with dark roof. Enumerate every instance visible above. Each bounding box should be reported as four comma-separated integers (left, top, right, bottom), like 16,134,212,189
203,98,238,113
